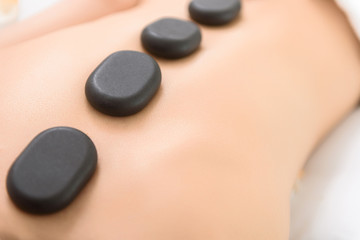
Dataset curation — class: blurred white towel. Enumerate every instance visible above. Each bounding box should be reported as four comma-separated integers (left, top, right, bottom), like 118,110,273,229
290,1,360,239
290,110,360,240
336,0,360,40
18,0,59,20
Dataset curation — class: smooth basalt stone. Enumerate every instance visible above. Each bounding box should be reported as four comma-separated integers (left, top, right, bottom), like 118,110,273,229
189,0,241,26
86,51,161,116
141,17,202,59
6,127,97,214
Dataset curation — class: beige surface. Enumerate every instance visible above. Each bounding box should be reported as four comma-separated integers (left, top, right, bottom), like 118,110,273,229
0,0,17,13
0,0,18,27
0,0,360,239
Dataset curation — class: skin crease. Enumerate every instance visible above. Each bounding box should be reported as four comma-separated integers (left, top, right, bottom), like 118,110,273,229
0,0,360,239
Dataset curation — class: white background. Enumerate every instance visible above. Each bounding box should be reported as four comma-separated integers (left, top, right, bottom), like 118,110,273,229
18,0,60,20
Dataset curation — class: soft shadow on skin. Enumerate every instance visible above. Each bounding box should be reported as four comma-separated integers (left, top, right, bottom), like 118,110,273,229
0,233,19,240
3,164,100,240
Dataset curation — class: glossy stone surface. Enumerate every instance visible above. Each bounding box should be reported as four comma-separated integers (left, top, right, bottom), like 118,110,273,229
141,17,202,59
189,0,241,26
6,127,97,214
86,51,162,116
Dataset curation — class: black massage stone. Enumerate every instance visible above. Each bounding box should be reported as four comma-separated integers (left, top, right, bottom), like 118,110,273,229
6,127,97,214
141,17,202,59
189,0,241,26
86,51,161,116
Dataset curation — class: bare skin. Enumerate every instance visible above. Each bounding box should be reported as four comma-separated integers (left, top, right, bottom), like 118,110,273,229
0,0,139,49
0,0,360,239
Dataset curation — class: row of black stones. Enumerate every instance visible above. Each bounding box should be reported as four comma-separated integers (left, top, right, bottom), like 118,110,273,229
6,0,241,215
86,0,241,116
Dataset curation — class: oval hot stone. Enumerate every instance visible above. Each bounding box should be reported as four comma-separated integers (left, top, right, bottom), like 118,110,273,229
6,127,97,214
85,51,162,116
189,0,241,26
141,17,202,59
